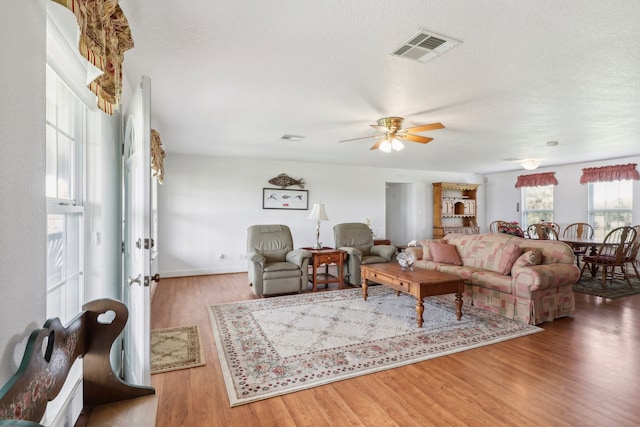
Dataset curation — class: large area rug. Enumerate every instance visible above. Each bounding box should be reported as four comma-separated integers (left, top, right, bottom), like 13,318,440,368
151,325,206,374
207,286,542,406
573,274,640,299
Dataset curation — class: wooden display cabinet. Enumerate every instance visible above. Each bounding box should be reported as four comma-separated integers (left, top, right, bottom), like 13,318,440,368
433,182,480,239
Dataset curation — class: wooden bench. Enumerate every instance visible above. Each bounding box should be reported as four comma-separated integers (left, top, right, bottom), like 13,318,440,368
0,299,157,426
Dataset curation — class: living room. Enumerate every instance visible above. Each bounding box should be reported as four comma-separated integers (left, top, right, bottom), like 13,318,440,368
3,1,640,426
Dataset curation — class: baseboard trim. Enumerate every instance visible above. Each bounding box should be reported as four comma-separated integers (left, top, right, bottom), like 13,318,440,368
160,266,248,278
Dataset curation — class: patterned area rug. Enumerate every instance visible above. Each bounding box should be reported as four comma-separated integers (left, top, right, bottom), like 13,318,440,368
573,274,640,299
207,286,542,406
151,325,206,374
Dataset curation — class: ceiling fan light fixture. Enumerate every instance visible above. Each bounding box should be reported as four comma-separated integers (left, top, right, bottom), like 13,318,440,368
519,159,542,170
391,138,405,151
379,140,393,153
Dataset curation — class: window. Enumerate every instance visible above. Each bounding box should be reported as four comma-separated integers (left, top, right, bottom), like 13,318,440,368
521,185,554,230
46,66,85,324
588,180,633,240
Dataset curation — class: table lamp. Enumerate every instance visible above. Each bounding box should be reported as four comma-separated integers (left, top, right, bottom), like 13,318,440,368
307,202,329,249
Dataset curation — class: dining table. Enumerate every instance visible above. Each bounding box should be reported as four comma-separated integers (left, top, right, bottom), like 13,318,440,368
559,236,605,276
559,237,603,256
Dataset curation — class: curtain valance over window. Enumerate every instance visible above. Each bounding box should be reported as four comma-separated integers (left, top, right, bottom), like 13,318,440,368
51,0,134,115
515,172,558,188
579,163,639,184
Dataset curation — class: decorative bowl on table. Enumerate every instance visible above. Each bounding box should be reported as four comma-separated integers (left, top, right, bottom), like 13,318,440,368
397,251,416,271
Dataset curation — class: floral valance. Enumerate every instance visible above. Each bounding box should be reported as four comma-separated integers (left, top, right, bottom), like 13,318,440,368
151,129,166,184
579,163,639,184
51,0,134,115
515,172,558,188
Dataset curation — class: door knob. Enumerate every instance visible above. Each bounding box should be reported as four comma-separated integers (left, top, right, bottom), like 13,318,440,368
152,273,160,283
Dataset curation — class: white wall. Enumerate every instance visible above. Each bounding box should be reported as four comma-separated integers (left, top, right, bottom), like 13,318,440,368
485,156,640,230
0,0,47,384
158,155,483,277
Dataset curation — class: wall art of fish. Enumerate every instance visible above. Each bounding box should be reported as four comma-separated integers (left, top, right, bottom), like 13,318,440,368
268,173,305,189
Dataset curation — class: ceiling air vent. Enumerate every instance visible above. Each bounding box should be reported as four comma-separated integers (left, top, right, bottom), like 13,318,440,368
391,29,461,64
280,134,305,141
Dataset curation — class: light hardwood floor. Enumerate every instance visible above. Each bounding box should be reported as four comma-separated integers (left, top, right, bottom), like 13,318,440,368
151,273,640,426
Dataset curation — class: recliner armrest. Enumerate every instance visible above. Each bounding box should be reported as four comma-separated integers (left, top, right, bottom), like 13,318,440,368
338,247,362,261
370,244,396,261
247,251,265,265
286,249,312,267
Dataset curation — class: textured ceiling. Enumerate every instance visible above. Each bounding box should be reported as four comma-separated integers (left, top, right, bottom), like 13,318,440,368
120,0,640,174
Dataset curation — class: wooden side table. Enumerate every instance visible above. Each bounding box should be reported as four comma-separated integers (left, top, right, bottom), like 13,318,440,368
302,247,347,291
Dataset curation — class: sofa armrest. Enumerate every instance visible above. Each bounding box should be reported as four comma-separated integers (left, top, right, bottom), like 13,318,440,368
286,249,312,267
370,244,397,261
512,263,580,295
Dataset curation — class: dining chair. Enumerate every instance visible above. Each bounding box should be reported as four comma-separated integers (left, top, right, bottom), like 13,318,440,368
562,222,594,268
526,223,558,240
547,222,561,235
489,220,506,233
581,226,637,289
625,225,640,279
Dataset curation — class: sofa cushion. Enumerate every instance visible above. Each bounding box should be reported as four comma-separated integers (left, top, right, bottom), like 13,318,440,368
470,270,514,293
429,242,462,265
495,244,522,275
419,239,441,260
514,250,542,268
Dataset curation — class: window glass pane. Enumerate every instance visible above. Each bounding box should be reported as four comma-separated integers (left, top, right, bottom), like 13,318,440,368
589,181,633,240
47,215,65,286
46,125,58,198
521,185,554,229
56,79,74,136
65,213,80,277
57,134,73,200
46,285,64,320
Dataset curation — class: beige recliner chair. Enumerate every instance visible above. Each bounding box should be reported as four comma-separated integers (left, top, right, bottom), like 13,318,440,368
333,222,396,286
247,224,311,296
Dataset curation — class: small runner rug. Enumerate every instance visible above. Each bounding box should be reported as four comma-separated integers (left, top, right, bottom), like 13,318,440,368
151,325,206,374
573,274,640,299
207,286,542,407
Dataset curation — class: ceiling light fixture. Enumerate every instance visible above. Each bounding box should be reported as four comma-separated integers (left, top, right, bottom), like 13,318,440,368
519,159,542,170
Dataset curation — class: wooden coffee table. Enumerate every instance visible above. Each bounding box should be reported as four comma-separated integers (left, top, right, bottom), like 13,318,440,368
360,263,465,327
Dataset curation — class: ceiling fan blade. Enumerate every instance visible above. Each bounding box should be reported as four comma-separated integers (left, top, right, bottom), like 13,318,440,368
403,122,445,133
339,134,380,143
403,134,433,144
369,137,385,150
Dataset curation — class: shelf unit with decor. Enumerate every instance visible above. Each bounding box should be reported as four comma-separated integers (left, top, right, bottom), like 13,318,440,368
432,182,480,239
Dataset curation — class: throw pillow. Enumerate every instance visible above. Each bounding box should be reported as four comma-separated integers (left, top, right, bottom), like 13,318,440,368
428,242,463,265
513,250,543,269
419,239,441,261
496,244,522,275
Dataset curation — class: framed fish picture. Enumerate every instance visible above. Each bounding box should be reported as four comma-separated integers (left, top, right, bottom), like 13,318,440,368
262,188,308,210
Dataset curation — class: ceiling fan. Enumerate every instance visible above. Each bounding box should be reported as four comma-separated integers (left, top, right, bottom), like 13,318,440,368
339,117,445,152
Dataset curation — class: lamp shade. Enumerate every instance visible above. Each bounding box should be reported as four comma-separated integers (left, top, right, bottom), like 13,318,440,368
307,203,328,221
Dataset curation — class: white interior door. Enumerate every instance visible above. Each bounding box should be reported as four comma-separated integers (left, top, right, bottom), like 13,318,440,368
123,76,152,386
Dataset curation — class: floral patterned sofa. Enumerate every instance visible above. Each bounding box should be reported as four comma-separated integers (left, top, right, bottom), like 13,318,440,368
406,233,580,324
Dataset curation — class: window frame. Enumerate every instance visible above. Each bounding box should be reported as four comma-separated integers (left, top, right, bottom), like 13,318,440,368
45,50,88,324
